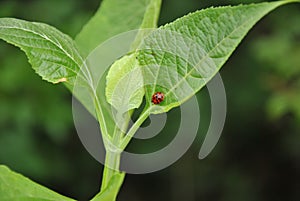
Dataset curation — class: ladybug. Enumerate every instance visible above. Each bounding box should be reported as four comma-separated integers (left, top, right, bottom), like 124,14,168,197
151,92,164,105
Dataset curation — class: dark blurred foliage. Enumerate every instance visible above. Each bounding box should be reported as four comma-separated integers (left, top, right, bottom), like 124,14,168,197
0,0,299,201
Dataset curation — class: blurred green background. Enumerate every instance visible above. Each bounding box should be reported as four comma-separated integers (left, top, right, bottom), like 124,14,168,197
0,0,299,200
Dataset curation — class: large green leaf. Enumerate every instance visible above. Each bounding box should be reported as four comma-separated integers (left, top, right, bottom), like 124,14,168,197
0,165,75,201
75,0,162,57
0,18,85,85
136,0,300,114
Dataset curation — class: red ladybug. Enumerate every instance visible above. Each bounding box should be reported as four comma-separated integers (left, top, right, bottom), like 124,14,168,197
151,92,164,104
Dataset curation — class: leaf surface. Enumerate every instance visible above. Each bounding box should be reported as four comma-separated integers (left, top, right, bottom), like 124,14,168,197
75,0,162,56
106,54,144,114
0,18,84,84
0,165,75,201
137,0,299,114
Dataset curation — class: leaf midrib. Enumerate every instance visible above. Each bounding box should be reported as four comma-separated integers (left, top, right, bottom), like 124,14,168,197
162,12,259,99
0,25,81,68
0,23,95,83
0,35,81,77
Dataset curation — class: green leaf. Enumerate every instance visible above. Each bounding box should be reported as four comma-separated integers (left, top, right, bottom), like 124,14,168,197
137,0,300,114
106,54,144,115
74,0,162,137
139,0,162,29
0,18,84,85
75,0,162,57
0,165,75,201
90,172,125,201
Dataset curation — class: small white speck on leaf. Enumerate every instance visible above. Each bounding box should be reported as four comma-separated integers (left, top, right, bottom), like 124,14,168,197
54,77,67,84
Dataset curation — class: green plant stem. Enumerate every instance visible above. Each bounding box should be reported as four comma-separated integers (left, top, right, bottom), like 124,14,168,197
120,108,150,149
101,150,122,191
101,127,124,192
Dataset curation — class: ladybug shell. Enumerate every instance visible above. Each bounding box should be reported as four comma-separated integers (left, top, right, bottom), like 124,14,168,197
151,92,164,104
